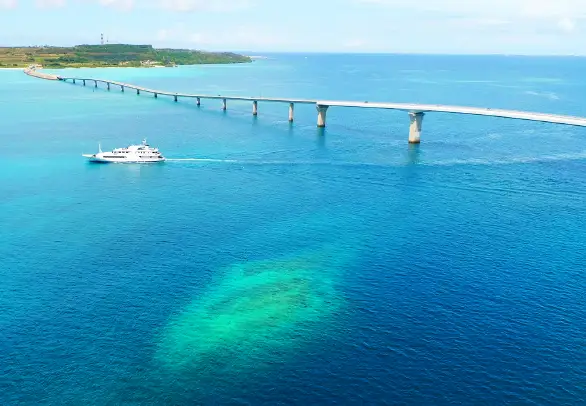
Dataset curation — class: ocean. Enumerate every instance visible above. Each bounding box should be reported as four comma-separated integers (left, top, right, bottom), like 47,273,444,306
1,54,585,405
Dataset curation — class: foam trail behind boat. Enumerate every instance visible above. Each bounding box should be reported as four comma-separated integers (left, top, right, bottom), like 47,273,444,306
166,158,239,163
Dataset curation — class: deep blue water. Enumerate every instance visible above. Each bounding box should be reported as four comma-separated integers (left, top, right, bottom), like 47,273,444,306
1,54,586,405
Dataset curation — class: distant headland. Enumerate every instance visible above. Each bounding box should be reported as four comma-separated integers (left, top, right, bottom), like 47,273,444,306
0,44,252,68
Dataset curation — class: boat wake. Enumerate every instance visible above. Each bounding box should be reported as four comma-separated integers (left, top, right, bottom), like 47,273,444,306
165,158,370,166
165,151,586,168
166,158,239,163
428,151,586,167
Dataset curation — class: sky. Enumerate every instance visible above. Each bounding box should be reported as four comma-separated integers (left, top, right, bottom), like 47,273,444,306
1,0,586,54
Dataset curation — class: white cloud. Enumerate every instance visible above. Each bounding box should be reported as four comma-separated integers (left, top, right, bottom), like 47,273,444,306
357,0,586,32
357,0,586,15
518,1,581,19
447,18,510,29
159,0,252,12
156,28,170,41
349,0,586,54
98,0,134,11
153,24,286,49
344,39,366,48
355,0,586,25
36,0,66,8
189,33,204,43
558,18,576,33
86,0,252,12
0,0,17,9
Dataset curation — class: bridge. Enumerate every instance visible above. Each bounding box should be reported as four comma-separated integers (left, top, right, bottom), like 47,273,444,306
24,67,586,144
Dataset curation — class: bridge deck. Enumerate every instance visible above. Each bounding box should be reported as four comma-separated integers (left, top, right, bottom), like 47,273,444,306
69,77,317,104
23,68,586,128
318,101,586,127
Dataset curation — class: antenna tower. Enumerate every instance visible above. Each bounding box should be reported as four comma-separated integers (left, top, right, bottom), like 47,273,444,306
101,33,104,45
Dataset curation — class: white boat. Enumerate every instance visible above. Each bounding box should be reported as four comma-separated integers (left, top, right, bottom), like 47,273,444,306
83,139,165,163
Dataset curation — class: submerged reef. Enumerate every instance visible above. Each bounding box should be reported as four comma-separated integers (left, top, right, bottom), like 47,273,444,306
155,247,349,372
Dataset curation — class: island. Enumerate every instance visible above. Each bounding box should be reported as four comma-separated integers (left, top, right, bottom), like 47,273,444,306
0,44,252,68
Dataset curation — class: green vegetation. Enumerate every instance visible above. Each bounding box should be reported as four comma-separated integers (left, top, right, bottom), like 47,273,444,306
0,44,252,68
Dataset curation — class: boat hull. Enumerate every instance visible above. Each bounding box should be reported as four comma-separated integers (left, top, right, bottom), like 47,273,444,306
82,154,165,164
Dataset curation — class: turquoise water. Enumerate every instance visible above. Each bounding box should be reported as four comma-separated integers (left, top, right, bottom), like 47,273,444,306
1,54,586,404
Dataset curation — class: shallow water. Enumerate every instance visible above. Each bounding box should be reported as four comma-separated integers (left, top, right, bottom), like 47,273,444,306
1,54,586,404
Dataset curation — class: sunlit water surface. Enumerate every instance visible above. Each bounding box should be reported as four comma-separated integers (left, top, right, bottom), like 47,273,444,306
1,54,586,404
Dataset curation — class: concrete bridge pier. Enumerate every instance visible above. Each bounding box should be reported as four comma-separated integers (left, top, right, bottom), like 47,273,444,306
409,112,424,144
94,81,97,88
222,99,227,111
83,80,86,86
316,105,329,127
253,101,258,116
137,89,140,95
174,94,178,102
154,93,158,98
121,85,124,92
73,79,76,84
107,83,110,91
289,103,295,122
196,97,201,106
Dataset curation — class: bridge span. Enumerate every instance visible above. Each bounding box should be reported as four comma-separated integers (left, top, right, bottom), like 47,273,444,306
24,68,586,143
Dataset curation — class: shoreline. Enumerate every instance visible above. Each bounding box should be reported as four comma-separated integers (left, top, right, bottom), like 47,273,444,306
2,62,252,70
7,62,255,70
